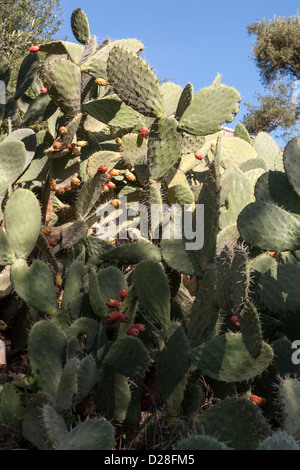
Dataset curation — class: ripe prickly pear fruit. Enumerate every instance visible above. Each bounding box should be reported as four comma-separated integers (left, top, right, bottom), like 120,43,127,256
49,179,57,191
95,78,110,86
40,87,48,94
194,150,204,160
106,181,116,189
103,185,110,193
53,141,62,150
57,187,65,195
64,185,72,192
109,168,120,177
110,199,120,208
44,227,52,237
106,311,120,325
71,177,81,186
132,323,146,332
59,126,68,135
97,165,108,175
138,127,149,139
118,313,129,323
125,169,136,181
106,299,121,309
115,137,122,146
127,327,140,337
230,315,240,327
48,238,58,247
119,288,128,300
250,395,266,406
29,45,40,52
67,143,76,150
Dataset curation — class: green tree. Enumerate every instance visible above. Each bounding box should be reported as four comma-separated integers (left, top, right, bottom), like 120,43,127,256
243,13,300,142
0,0,63,79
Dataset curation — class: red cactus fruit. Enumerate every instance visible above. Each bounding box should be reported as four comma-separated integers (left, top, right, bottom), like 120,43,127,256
109,168,120,176
194,150,204,160
115,137,122,146
59,126,68,135
64,185,72,192
125,169,136,181
106,311,120,325
40,87,48,94
52,141,62,150
230,315,240,327
106,181,116,189
119,288,128,300
118,313,129,323
106,299,121,309
250,395,266,406
44,227,52,237
127,327,140,337
49,179,56,191
29,45,40,52
97,165,108,175
48,238,58,247
138,127,149,139
132,323,146,332
103,185,110,192
56,187,65,195
71,177,81,186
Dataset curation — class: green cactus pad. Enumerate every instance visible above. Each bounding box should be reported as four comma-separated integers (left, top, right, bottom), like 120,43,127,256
61,260,86,314
14,52,39,100
102,335,150,379
86,150,121,176
10,258,58,315
166,183,194,206
43,58,81,116
252,257,300,314
240,157,267,172
233,122,252,144
147,117,183,180
4,189,41,259
0,229,15,265
0,140,27,196
97,266,127,311
89,268,107,319
133,259,170,328
93,371,131,422
160,238,202,276
219,163,253,230
252,132,279,171
156,323,190,416
39,41,84,64
121,133,148,167
75,355,98,405
196,156,221,271
160,82,183,117
238,300,263,359
188,333,273,382
175,83,194,120
254,171,300,214
42,404,68,449
178,85,241,136
66,317,99,353
101,241,161,265
257,430,300,450
28,320,66,397
278,378,300,440
193,397,271,450
71,8,91,45
54,359,80,414
283,136,300,197
22,94,58,126
83,96,139,131
22,393,55,450
0,383,22,429
81,38,144,79
237,201,300,251
107,46,165,118
75,173,108,220
58,417,115,450
176,435,231,450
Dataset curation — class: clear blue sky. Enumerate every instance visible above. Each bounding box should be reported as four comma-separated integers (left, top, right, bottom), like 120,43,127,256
57,0,300,143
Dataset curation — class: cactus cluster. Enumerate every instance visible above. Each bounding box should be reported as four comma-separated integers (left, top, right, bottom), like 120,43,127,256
0,8,300,451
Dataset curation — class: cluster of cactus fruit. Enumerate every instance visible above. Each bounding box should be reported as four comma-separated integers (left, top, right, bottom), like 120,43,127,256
1,7,300,451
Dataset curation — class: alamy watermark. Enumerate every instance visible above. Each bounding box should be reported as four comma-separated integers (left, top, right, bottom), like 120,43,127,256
0,80,5,105
95,197,204,250
291,340,300,365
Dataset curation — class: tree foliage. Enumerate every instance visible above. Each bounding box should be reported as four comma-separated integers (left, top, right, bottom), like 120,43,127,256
243,13,300,140
0,0,63,79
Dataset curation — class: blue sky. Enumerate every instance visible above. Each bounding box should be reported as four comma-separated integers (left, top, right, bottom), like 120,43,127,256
57,0,300,144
